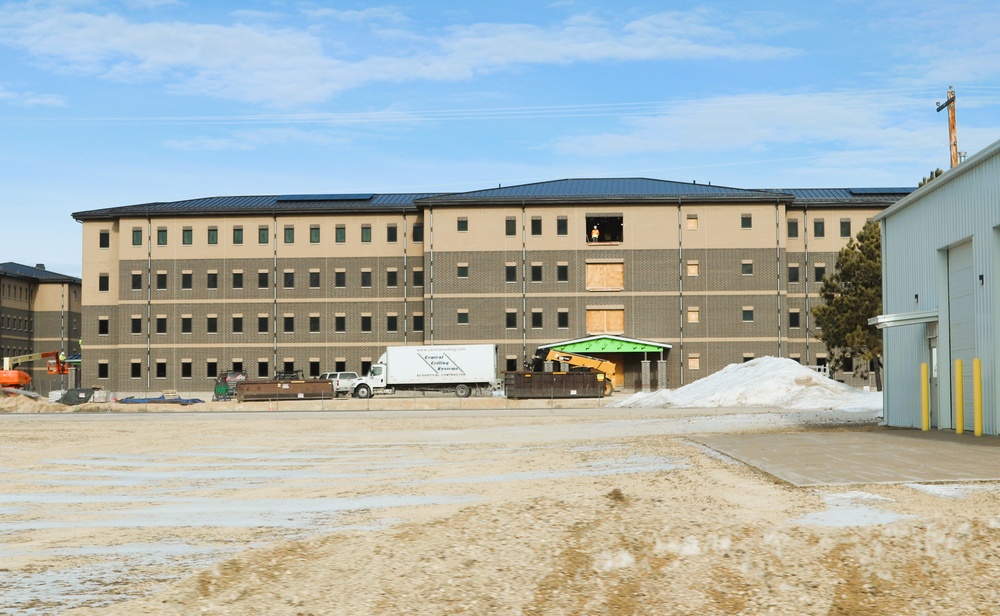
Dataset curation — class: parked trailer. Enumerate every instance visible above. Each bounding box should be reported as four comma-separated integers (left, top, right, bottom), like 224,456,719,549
353,344,502,398
505,371,606,399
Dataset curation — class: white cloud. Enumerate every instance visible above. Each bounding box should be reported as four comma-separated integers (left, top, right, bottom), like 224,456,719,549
0,5,797,107
303,6,407,24
0,84,65,107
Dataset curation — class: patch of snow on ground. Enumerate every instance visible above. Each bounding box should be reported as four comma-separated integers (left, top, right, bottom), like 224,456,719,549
613,356,882,413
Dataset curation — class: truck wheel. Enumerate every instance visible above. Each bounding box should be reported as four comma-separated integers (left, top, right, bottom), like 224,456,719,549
356,384,372,399
603,381,614,396
455,384,471,398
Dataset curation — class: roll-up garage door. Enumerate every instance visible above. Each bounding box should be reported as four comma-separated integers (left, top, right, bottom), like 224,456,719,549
948,241,975,431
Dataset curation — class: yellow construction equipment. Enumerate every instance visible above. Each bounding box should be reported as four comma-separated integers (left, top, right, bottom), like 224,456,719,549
535,349,617,396
0,351,67,389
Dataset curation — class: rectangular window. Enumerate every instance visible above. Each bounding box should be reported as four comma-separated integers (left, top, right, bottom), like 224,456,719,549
687,307,700,323
741,213,752,229
131,317,142,334
361,225,372,243
284,226,294,244
156,316,167,334
457,264,469,278
131,361,142,379
586,215,624,243
182,228,193,245
531,264,542,283
232,316,243,334
688,354,701,370
557,264,569,282
98,318,109,335
182,272,193,290
787,219,799,239
157,227,167,245
815,265,826,282
557,216,568,236
309,315,320,333
207,316,218,334
386,314,398,333
505,217,516,236
335,315,346,333
131,273,142,290
207,361,218,379
98,362,109,379
208,227,218,245
132,228,142,246
181,316,192,334
232,271,243,289
585,262,624,291
386,270,398,287
258,316,268,333
258,361,268,379
181,360,192,379
457,217,468,232
233,226,243,245
335,270,346,288
207,271,218,289
258,226,269,244
98,274,109,292
505,264,517,283
309,361,320,378
557,310,569,329
283,271,294,289
361,270,372,287
505,311,517,329
309,271,320,288
741,261,754,276
686,214,699,230
814,218,825,238
531,311,543,329
99,230,110,248
156,272,167,290
283,315,294,333
789,310,801,328
788,265,800,283
258,271,269,289
336,225,346,243
310,225,320,243
742,307,755,322
686,261,699,277
531,217,542,236
412,223,424,242
361,314,372,333
387,224,397,243
413,313,424,331
457,310,469,325
155,361,166,379
840,218,852,238
412,269,424,287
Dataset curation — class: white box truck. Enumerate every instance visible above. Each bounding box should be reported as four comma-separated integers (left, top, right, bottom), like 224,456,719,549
352,344,502,398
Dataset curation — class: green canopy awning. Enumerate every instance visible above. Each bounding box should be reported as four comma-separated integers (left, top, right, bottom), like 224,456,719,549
540,335,671,354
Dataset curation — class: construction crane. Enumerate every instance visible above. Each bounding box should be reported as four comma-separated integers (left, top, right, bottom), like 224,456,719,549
532,349,617,395
0,351,67,389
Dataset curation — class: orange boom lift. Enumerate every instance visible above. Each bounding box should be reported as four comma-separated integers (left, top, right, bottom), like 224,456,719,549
0,351,67,389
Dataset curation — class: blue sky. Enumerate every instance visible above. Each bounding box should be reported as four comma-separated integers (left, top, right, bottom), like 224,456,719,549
2,1,1000,278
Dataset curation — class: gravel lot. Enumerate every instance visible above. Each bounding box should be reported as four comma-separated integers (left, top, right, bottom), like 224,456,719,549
2,399,999,615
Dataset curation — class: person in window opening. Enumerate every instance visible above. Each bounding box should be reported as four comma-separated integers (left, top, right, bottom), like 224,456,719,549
591,225,600,242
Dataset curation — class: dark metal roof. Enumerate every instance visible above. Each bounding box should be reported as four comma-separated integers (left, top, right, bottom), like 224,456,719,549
72,193,441,221
418,178,792,204
764,187,915,205
0,262,80,283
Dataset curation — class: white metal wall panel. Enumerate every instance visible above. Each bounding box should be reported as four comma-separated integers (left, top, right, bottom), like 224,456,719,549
879,142,1000,435
948,242,975,431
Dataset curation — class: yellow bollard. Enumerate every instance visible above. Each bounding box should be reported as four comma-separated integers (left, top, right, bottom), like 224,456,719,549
973,358,983,437
921,362,930,431
955,359,964,434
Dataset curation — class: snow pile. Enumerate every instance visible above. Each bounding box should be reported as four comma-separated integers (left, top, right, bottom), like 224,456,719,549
612,356,882,413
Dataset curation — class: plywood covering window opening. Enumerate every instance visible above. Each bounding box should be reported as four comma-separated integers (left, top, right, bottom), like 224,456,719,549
586,306,624,334
586,214,623,243
687,353,701,370
687,306,700,323
586,260,624,291
686,214,698,230
686,261,699,277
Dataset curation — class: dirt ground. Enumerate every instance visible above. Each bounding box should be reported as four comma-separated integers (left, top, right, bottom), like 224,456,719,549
2,395,1000,615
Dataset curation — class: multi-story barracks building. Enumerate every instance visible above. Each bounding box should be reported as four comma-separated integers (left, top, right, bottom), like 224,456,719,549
72,178,911,395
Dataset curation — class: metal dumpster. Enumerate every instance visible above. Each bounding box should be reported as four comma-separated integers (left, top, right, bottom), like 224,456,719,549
236,379,335,402
504,371,605,399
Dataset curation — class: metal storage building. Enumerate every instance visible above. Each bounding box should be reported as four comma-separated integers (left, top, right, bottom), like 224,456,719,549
874,138,1000,435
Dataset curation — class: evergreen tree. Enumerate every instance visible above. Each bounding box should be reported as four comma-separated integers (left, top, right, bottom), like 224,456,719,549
812,220,883,389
